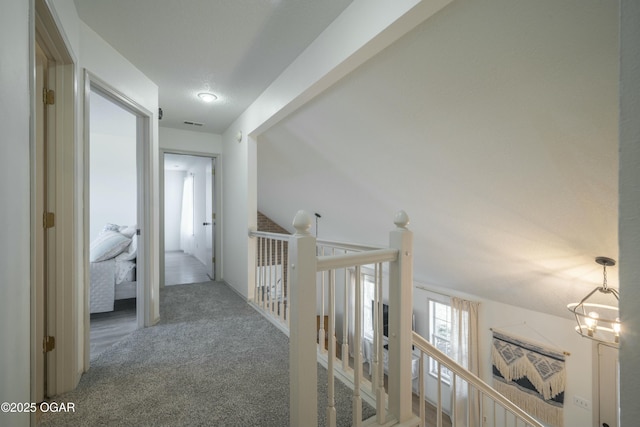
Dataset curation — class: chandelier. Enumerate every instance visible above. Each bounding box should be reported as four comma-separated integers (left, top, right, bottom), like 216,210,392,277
567,257,620,347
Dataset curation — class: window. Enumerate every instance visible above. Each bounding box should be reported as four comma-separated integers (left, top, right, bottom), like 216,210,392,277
429,298,452,384
362,274,375,339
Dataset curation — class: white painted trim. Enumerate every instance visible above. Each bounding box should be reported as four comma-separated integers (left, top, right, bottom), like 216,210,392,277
238,0,455,138
31,0,80,404
82,71,155,370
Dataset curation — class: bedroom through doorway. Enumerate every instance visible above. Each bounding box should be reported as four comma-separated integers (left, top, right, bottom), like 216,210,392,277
163,153,216,286
87,89,139,360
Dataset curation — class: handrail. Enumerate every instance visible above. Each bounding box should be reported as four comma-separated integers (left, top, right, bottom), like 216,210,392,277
316,248,398,271
412,332,545,427
249,230,289,240
249,229,383,252
317,238,384,253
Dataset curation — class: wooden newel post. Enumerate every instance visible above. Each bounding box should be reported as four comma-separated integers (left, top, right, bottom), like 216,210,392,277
387,210,414,424
289,210,318,427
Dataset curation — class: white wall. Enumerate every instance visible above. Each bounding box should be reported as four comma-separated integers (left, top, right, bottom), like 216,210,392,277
80,21,160,324
221,0,448,299
159,126,222,153
164,170,184,251
89,92,137,243
0,1,31,426
89,133,137,241
619,1,640,425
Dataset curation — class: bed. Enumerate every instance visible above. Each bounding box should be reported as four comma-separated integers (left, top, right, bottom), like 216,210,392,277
90,224,138,313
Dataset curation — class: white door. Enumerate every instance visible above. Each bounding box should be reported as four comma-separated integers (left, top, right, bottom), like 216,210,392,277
34,41,48,403
204,159,215,279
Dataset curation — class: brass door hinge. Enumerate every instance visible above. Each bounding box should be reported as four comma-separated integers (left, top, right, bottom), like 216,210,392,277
212,257,216,263
212,213,216,220
43,336,55,353
43,212,55,229
43,88,55,105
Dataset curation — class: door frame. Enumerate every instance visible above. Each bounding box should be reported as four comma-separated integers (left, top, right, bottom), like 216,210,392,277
595,343,619,427
159,149,222,286
31,0,79,407
82,71,154,368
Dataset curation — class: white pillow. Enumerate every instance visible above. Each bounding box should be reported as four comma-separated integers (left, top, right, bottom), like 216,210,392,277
116,234,137,261
119,225,137,238
90,231,132,262
102,223,121,233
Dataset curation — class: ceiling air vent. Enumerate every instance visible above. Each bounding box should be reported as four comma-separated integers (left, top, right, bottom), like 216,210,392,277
183,120,204,127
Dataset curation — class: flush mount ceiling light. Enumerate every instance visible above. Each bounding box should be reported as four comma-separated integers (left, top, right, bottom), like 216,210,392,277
567,256,620,347
197,92,218,103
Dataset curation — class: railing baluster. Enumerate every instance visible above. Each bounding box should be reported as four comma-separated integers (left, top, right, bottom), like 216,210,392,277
262,237,267,310
504,402,509,427
270,237,274,313
285,240,289,325
437,364,442,427
467,383,471,427
342,251,349,371
319,246,326,352
259,237,265,307
371,262,378,393
352,265,363,427
419,351,425,427
326,268,336,427
277,239,282,319
493,399,496,427
255,237,260,305
452,372,457,426
375,262,386,423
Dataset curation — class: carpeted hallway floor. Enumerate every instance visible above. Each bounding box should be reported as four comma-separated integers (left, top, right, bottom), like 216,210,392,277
39,281,374,426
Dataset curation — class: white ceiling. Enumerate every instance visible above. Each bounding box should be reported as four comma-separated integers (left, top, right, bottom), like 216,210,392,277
74,0,353,134
75,0,620,320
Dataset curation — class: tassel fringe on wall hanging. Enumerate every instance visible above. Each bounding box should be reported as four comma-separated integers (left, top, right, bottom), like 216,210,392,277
491,330,566,427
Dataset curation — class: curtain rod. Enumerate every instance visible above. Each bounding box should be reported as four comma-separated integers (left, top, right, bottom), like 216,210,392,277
490,327,571,356
415,285,452,298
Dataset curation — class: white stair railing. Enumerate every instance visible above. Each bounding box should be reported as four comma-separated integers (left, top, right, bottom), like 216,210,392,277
412,332,544,427
288,209,416,427
250,211,545,427
250,231,289,330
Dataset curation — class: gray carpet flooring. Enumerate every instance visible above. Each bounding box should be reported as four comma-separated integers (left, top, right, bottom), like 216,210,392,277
39,281,374,426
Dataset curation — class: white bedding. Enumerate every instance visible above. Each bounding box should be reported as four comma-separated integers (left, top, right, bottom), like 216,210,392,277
90,223,137,313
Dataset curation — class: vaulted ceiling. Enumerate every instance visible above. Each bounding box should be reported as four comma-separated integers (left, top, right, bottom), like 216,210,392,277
257,0,619,319
76,0,620,320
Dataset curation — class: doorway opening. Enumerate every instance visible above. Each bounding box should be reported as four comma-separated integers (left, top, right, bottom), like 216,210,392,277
87,89,138,360
163,153,216,286
83,73,153,366
597,343,619,427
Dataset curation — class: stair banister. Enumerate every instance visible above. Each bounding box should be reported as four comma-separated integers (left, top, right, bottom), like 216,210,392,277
411,332,544,427
387,210,415,424
289,210,318,427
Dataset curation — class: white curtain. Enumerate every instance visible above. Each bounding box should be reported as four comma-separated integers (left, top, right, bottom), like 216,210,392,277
451,297,480,427
180,174,194,254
